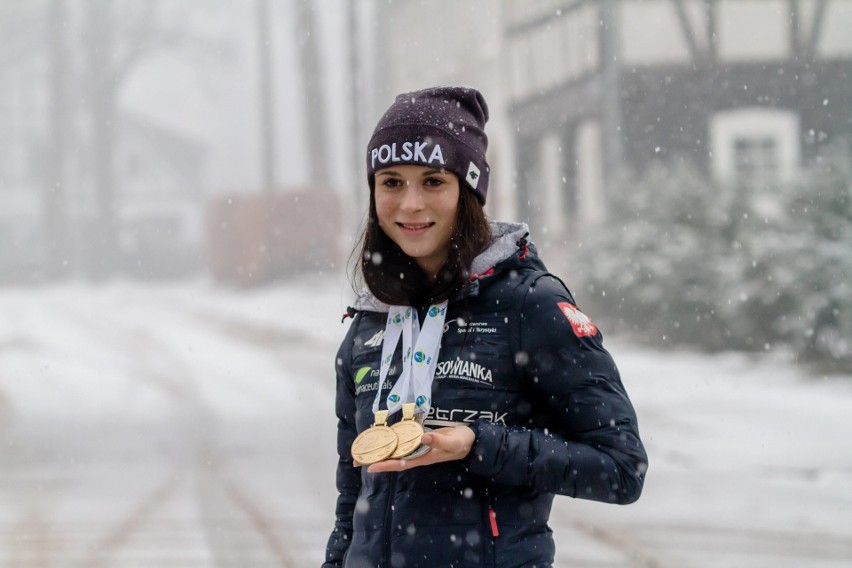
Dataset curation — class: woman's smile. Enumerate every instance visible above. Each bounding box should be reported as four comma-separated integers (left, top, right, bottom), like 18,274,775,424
397,221,435,234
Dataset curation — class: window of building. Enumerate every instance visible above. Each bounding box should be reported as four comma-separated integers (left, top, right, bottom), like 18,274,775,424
733,136,779,187
710,107,800,188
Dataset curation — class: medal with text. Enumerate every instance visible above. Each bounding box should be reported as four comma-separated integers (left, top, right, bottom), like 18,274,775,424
389,403,424,459
351,302,447,465
350,410,398,465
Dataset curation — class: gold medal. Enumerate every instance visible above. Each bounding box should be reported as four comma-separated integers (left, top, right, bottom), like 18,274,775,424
389,403,425,459
351,410,398,465
405,427,432,459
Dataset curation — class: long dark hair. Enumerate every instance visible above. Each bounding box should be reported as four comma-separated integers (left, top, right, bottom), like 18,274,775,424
350,186,492,307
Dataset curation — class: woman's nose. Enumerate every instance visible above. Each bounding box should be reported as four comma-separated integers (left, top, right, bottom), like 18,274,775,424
399,185,424,211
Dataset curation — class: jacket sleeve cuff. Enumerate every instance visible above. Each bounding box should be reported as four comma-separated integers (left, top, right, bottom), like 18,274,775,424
462,420,535,488
462,419,497,475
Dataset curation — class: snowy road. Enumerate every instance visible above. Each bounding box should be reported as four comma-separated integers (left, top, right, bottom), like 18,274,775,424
1,278,851,567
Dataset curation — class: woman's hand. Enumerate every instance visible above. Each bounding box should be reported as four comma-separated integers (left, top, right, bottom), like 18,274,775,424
361,426,475,473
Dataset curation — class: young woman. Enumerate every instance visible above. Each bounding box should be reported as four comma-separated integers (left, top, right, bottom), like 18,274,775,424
324,87,647,568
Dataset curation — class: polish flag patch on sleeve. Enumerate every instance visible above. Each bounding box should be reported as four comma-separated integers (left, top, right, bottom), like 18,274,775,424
557,302,598,337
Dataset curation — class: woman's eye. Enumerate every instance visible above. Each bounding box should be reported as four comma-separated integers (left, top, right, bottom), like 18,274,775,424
424,177,445,187
381,178,402,188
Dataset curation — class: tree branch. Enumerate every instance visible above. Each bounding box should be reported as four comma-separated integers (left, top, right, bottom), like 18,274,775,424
805,0,828,60
671,0,702,64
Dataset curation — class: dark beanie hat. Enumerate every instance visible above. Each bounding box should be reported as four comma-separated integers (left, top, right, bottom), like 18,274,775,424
367,86,490,204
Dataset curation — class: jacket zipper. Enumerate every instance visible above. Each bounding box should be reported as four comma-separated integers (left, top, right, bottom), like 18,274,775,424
489,506,499,537
382,472,398,567
484,486,498,567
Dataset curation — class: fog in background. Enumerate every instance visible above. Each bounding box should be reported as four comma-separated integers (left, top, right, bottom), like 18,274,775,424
1,0,363,283
2,1,850,368
1,1,851,566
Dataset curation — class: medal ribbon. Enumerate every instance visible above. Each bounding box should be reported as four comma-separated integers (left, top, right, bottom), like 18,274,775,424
372,301,448,419
372,307,409,414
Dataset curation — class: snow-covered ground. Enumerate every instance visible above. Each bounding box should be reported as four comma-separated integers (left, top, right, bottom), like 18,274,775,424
1,276,850,567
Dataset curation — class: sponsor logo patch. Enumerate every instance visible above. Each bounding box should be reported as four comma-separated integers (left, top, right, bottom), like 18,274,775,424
370,141,445,169
455,320,498,334
426,405,507,425
356,379,394,396
465,161,481,189
557,302,598,337
434,358,493,384
354,366,371,385
364,330,384,347
355,366,397,394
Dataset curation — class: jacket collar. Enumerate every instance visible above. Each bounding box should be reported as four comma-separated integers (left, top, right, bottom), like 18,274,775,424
470,220,529,277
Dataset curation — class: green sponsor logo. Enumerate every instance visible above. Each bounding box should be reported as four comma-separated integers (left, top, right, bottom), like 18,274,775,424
354,366,371,385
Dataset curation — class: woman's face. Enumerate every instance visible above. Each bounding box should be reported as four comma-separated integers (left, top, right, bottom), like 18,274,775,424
375,164,460,278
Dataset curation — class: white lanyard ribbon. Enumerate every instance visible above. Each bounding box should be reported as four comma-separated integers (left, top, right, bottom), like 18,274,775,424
372,301,448,419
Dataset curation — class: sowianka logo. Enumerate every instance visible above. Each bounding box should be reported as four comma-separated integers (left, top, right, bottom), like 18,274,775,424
435,358,493,384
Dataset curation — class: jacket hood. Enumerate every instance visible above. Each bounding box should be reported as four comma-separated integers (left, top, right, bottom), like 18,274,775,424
470,220,529,277
353,220,533,312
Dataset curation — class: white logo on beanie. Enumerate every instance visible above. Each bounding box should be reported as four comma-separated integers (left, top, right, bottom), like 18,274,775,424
371,141,445,169
465,161,481,189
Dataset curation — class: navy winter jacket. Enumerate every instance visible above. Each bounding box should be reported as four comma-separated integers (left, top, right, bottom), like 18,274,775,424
324,222,647,568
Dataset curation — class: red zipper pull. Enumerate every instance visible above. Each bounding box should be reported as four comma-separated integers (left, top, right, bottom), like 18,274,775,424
489,507,499,537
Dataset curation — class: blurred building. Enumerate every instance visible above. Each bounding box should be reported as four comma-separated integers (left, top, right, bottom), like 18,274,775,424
0,109,208,281
367,0,852,239
504,0,852,232
116,114,208,278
